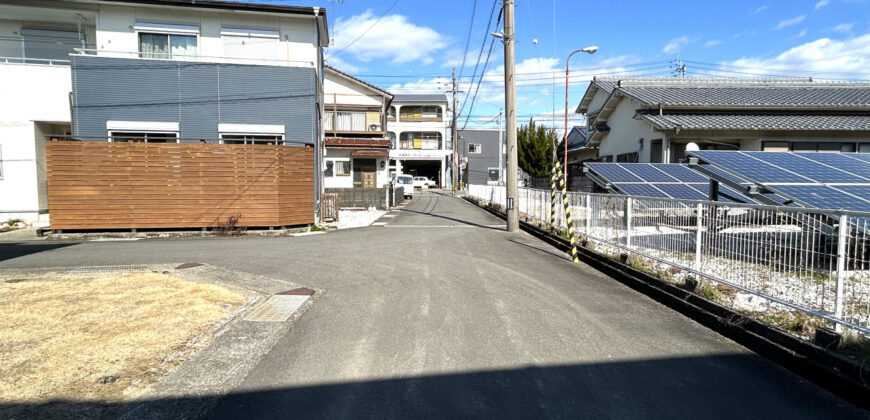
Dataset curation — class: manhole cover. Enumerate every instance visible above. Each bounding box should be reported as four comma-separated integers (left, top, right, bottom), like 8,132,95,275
244,295,309,322
67,265,149,273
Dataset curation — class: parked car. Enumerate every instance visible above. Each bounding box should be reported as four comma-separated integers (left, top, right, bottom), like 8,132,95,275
413,176,436,189
396,175,414,198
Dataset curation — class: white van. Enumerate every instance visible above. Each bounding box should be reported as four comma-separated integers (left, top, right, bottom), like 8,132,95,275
396,174,414,199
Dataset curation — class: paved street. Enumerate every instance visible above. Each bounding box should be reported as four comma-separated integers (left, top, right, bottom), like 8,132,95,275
0,191,865,419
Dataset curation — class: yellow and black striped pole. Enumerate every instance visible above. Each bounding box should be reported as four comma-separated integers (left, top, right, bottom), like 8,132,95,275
549,162,561,230
560,167,580,263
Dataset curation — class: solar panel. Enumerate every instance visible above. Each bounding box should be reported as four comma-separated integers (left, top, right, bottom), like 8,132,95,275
769,185,870,212
698,164,751,185
614,183,667,198
690,151,813,183
584,163,642,182
650,164,708,182
654,183,709,200
750,152,867,183
796,153,870,181
618,164,679,182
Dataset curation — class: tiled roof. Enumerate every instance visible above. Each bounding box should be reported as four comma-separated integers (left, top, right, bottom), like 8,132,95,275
325,65,393,98
392,94,448,102
325,137,392,148
639,114,870,131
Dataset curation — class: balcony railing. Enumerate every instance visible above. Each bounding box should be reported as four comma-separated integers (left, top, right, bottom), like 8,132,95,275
72,48,315,68
0,56,71,66
399,139,442,150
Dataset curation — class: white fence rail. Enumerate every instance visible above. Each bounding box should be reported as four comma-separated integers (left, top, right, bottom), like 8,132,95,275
467,184,870,335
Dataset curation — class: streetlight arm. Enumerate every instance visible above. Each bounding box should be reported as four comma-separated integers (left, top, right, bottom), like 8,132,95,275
563,46,597,182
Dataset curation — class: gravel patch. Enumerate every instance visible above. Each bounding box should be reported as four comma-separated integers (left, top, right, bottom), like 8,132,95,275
330,210,387,230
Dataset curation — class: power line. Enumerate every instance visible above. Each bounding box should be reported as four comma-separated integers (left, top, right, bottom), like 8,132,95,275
461,34,498,130
324,0,400,60
457,0,500,119
457,0,479,81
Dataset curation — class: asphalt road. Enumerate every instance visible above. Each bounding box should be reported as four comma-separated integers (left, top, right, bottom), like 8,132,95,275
1,191,865,419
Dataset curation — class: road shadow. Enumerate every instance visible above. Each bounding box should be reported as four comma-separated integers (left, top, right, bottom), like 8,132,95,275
0,242,78,263
1,355,863,419
396,208,505,230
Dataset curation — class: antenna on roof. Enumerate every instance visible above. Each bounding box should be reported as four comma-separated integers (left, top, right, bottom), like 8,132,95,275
671,54,687,78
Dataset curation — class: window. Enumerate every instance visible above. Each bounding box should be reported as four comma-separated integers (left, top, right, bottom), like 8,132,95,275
387,106,396,122
20,28,81,61
616,152,638,163
334,161,350,176
138,32,197,59
399,105,442,121
221,28,279,61
325,112,367,131
400,132,442,150
468,143,482,154
221,134,283,145
860,143,870,153
762,141,790,152
488,168,500,182
109,131,177,143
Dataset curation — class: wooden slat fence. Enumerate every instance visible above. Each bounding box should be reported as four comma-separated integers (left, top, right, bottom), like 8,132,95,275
46,141,314,230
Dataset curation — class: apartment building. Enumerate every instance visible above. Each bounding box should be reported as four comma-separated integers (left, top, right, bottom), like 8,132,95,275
387,94,452,188
322,65,393,189
0,0,328,223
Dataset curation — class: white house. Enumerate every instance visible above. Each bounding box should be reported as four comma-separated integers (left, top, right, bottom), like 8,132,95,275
575,77,870,164
322,65,393,189
0,0,328,224
387,94,453,188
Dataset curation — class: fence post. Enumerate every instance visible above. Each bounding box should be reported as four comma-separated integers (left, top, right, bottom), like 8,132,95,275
624,197,633,247
835,214,848,332
585,194,592,236
695,203,703,272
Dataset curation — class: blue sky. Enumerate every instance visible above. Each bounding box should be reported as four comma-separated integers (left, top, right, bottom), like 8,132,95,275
258,0,870,128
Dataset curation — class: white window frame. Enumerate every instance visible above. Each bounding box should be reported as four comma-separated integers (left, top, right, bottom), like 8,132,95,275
487,167,501,183
107,131,180,143
468,143,482,154
220,27,280,62
219,133,285,145
334,160,351,177
134,22,200,60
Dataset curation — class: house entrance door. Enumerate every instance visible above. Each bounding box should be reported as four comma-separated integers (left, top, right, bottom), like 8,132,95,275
353,158,376,188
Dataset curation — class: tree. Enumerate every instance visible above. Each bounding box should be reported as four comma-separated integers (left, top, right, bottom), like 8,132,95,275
517,118,557,177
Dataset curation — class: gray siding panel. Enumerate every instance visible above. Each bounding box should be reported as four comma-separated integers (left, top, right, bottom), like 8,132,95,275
460,129,503,185
71,56,317,144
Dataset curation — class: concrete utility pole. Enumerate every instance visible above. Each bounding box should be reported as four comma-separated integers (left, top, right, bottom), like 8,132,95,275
451,67,459,195
501,0,519,232
498,108,504,185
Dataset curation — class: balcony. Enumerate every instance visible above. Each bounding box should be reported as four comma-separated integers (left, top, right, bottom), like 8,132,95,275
399,133,443,150
324,110,384,134
399,106,443,122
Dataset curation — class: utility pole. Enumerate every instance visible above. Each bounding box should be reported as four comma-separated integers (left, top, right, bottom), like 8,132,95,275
502,0,519,232
451,67,459,195
498,108,504,185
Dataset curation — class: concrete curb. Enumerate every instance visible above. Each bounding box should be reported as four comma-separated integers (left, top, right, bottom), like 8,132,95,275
465,196,870,411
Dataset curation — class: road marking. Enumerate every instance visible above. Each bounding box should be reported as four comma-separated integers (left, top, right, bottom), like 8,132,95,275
382,214,396,218
90,238,142,242
372,222,387,226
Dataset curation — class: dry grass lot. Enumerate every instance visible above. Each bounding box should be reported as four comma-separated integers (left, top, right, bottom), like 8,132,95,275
0,271,244,403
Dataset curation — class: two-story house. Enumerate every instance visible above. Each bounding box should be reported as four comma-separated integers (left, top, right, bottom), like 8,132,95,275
322,65,393,189
0,0,328,224
575,77,870,164
387,94,452,188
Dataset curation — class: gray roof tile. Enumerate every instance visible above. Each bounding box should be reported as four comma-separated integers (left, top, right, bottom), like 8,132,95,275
640,114,870,131
392,94,448,102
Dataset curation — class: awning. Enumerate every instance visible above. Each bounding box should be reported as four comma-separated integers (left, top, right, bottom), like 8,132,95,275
351,150,389,157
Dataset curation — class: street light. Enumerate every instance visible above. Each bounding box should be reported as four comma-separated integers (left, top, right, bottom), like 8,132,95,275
563,46,598,182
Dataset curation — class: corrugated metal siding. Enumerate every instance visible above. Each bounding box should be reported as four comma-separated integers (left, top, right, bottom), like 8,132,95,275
71,56,317,143
460,130,503,184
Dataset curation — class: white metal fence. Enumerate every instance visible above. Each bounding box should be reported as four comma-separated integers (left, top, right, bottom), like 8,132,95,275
467,184,870,335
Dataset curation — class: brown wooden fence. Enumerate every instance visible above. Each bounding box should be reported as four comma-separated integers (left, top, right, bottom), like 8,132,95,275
46,141,314,230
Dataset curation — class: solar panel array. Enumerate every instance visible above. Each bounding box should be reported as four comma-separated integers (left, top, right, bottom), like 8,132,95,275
688,151,870,212
584,163,756,203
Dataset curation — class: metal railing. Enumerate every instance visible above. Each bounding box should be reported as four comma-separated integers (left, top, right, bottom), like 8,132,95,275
467,184,870,335
0,56,71,66
71,48,315,68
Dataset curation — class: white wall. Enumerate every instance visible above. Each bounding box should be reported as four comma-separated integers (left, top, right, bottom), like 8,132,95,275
0,63,71,222
95,4,318,66
597,97,661,162
324,72,384,107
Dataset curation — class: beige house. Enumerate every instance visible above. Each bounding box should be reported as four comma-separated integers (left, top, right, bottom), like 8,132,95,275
574,77,870,163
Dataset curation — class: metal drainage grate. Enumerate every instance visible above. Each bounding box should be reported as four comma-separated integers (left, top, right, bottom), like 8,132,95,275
67,265,150,273
244,295,309,322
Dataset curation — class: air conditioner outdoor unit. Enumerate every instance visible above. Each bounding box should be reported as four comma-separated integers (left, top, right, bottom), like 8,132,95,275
369,123,382,131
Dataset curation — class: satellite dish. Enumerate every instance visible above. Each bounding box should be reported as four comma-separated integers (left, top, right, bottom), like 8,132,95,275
685,142,700,152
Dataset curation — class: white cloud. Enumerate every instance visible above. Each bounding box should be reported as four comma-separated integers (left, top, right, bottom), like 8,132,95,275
795,28,808,38
773,15,806,30
720,33,870,79
328,10,449,64
832,22,855,33
705,40,723,47
753,5,769,13
815,0,830,9
324,56,360,73
662,36,695,54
